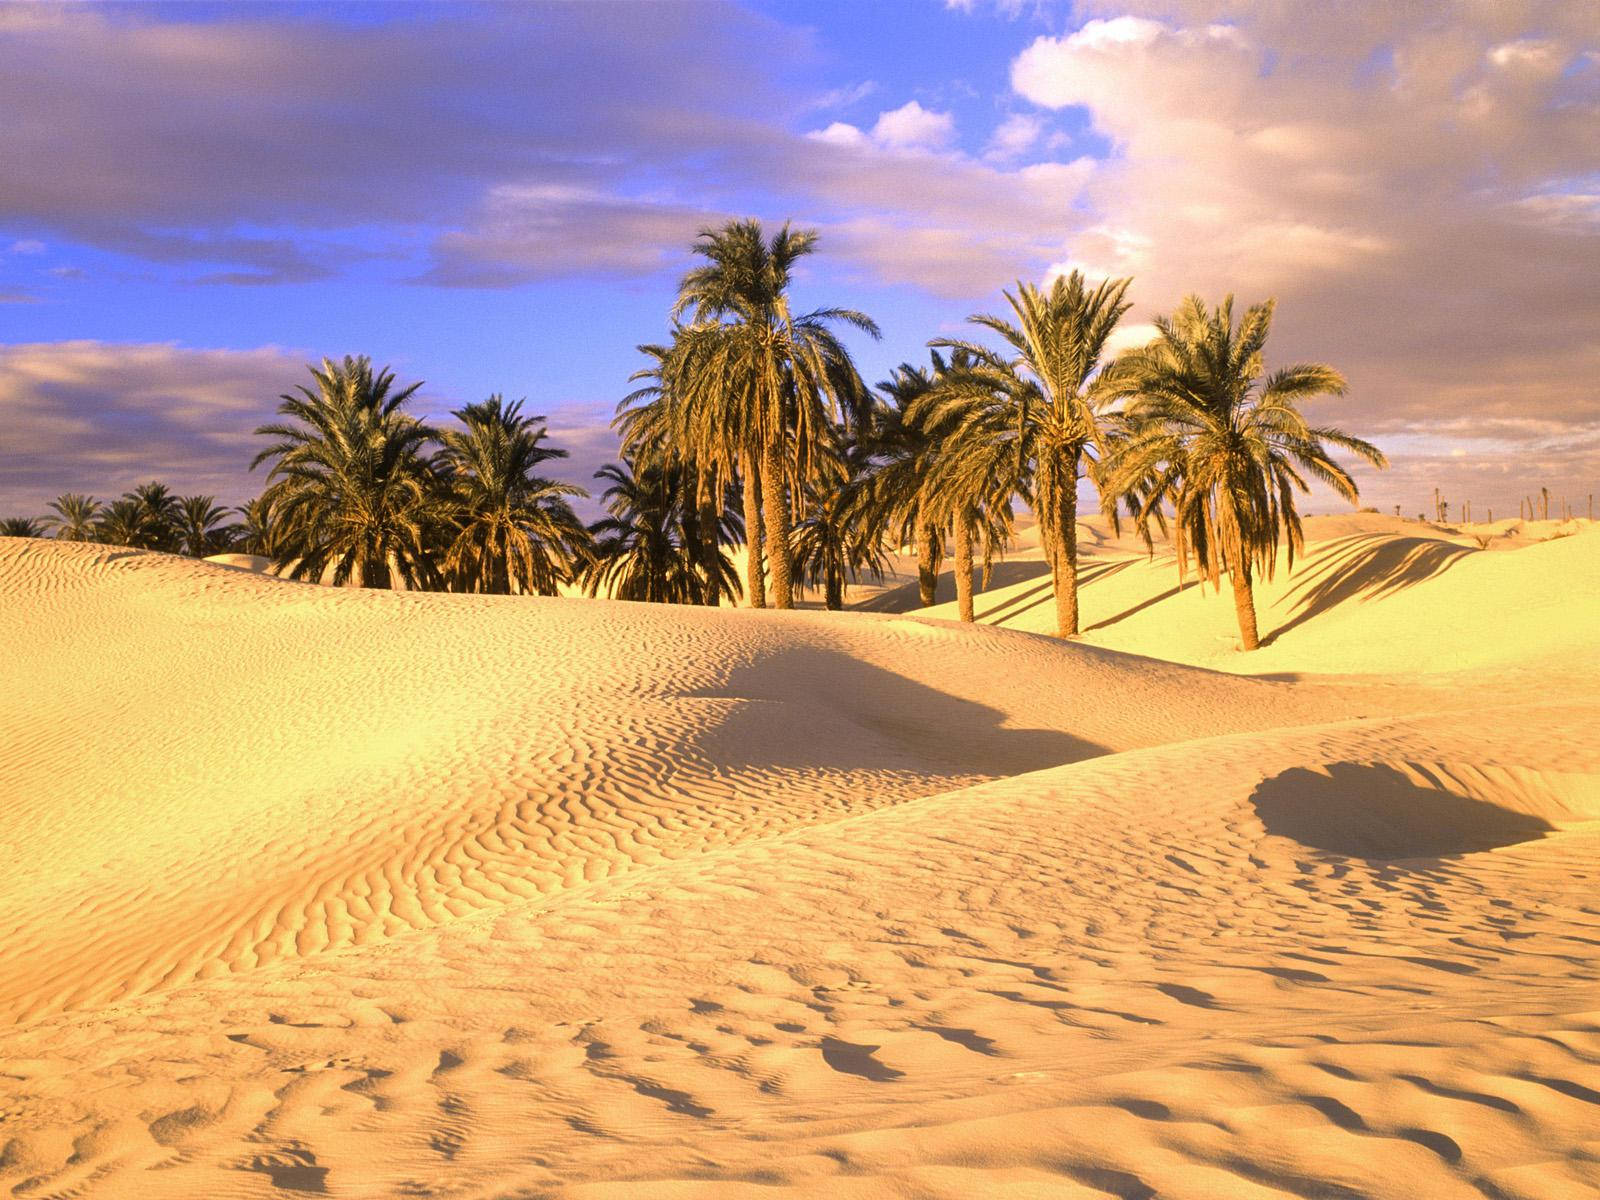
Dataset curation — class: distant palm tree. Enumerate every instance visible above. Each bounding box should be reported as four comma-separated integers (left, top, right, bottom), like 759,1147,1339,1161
436,395,590,595
1104,295,1386,650
1,516,45,537
252,355,440,589
176,494,240,558
671,219,878,609
124,481,183,552
95,497,148,548
932,270,1132,637
583,459,740,604
791,429,889,610
234,494,291,559
45,493,102,541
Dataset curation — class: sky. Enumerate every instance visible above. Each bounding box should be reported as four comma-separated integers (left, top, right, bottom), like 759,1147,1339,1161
2,0,1597,523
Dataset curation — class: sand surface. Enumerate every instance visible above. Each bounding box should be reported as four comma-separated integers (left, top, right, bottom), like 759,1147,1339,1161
2,516,1597,1198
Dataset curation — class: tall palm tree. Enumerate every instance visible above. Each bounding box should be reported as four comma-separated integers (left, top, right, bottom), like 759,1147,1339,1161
582,459,741,604
931,270,1132,637
1,516,45,537
790,428,889,610
671,219,879,609
252,355,440,589
45,493,102,541
1104,295,1387,650
176,494,240,558
435,395,590,595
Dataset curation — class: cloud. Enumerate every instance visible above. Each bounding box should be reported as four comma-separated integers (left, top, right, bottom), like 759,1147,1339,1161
0,341,623,520
0,341,308,512
986,113,1042,159
423,187,721,287
0,5,799,280
7,239,44,255
1010,2,1600,513
870,101,956,151
0,291,40,305
807,100,957,154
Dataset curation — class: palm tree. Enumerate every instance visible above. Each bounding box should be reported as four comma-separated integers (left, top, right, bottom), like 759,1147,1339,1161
1,516,45,537
234,494,291,559
583,458,741,604
615,339,749,605
435,395,590,595
45,493,102,541
124,481,183,552
252,355,440,589
932,270,1132,637
866,359,945,608
790,428,889,610
176,495,240,558
96,497,148,548
1104,295,1387,650
671,219,879,609
903,350,1025,623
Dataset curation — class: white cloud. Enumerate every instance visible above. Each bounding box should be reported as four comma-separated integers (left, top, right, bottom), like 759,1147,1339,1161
870,101,955,151
986,113,1041,159
807,121,870,149
7,239,45,254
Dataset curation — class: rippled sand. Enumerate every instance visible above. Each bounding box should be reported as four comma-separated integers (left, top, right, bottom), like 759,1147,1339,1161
2,517,1596,1198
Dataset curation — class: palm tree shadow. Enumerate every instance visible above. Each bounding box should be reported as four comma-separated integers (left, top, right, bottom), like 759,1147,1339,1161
1262,535,1472,648
854,559,1053,615
689,640,1103,778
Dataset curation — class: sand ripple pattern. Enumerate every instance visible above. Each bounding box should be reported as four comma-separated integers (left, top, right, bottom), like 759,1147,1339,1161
2,533,1598,1198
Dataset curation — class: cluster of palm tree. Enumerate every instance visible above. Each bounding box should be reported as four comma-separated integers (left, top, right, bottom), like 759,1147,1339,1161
249,359,589,593
4,217,1385,650
605,220,1384,649
3,482,243,557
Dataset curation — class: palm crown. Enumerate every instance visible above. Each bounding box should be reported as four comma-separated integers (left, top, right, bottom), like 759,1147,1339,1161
435,395,589,596
252,355,439,589
1104,294,1387,649
930,270,1132,636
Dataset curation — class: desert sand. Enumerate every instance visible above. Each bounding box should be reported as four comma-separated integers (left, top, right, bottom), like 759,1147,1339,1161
2,514,1597,1198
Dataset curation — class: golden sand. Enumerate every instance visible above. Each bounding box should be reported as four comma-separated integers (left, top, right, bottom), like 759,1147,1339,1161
2,515,1596,1198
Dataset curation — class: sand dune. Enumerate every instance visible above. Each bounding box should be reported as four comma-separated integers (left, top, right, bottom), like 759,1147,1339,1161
2,527,1597,1198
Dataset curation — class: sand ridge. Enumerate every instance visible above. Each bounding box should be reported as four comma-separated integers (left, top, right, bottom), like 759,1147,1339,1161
1,521,1597,1198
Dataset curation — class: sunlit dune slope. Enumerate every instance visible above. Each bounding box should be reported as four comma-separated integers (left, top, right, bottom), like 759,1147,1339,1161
909,515,1600,676
0,536,1358,1024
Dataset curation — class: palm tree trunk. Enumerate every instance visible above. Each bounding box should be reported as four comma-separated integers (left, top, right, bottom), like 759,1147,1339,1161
697,494,720,606
1231,564,1260,651
916,519,940,608
1052,452,1081,638
741,446,765,609
760,438,794,609
826,563,844,610
954,515,974,623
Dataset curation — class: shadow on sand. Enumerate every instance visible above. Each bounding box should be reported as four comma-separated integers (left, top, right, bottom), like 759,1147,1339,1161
1250,762,1552,859
690,640,1104,778
1263,535,1472,647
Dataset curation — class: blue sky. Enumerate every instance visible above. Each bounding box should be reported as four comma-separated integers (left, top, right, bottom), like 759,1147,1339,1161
3,1,1597,519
